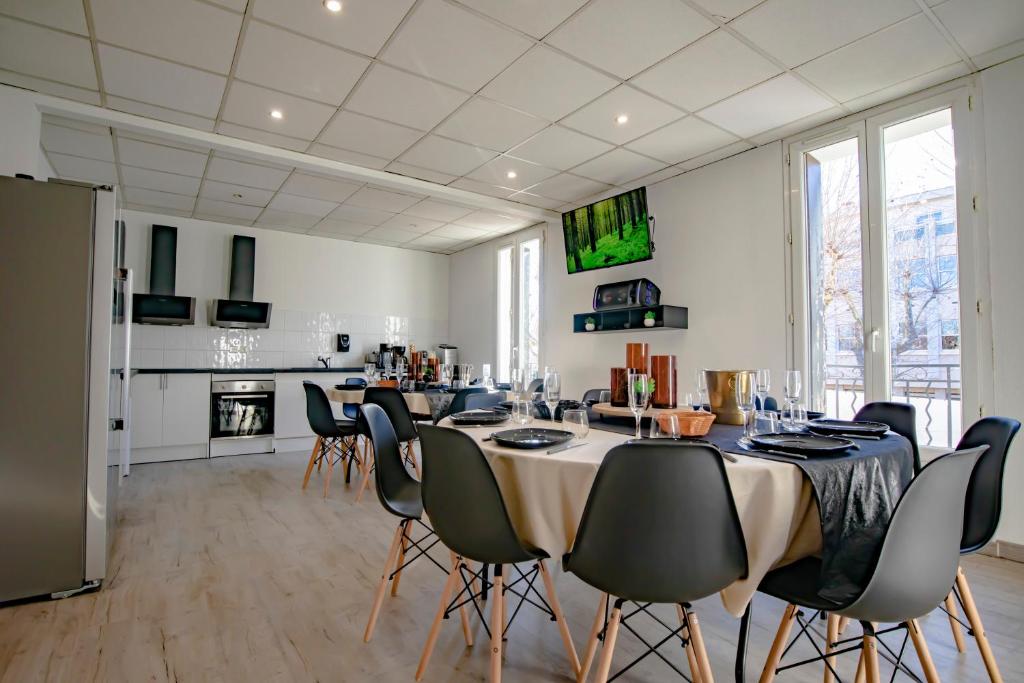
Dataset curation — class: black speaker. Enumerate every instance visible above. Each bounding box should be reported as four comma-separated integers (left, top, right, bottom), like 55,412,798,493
336,333,350,352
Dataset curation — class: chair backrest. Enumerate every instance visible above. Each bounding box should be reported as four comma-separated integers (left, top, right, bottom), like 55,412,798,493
418,425,535,565
342,376,367,420
361,403,421,518
566,441,748,605
362,387,418,441
447,387,487,415
302,381,341,438
581,388,608,404
957,417,1021,553
464,392,503,411
755,396,778,412
855,401,920,472
839,445,986,623
526,378,543,395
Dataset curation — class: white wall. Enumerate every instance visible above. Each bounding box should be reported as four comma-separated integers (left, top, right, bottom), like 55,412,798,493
123,210,450,370
980,56,1024,546
449,240,497,372
542,143,789,400
0,86,48,180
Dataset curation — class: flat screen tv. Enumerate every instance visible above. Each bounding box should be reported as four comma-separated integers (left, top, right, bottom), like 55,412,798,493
561,187,651,274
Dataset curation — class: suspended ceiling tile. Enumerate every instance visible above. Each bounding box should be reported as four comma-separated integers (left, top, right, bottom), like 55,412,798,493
397,135,497,177
251,0,415,58
624,116,739,165
560,84,685,145
98,44,226,118
0,0,89,34
206,155,290,190
570,148,665,187
506,125,613,171
345,63,469,131
0,16,97,88
698,74,835,138
434,98,548,153
200,179,276,207
120,165,202,196
220,81,336,140
116,137,209,176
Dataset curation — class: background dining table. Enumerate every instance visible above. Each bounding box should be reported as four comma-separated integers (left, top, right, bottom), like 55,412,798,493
327,387,432,416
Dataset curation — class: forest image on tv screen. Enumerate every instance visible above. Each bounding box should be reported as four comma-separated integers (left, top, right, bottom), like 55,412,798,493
561,188,650,274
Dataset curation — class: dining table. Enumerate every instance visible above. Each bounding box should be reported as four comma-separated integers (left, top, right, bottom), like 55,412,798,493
439,412,915,681
327,387,433,416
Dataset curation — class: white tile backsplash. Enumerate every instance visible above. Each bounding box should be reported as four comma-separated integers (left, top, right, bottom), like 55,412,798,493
131,309,447,369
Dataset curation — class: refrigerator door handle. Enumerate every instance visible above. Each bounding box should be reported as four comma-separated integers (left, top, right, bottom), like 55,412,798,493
120,267,133,478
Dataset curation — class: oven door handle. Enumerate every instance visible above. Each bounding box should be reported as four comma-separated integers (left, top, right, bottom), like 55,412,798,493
219,393,270,399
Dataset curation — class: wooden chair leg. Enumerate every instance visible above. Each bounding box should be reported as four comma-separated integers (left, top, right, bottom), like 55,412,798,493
452,552,473,647
538,560,580,677
415,553,463,681
684,608,714,683
838,616,850,635
907,619,940,683
863,631,881,683
943,590,967,653
363,522,405,643
854,646,866,683
578,593,608,683
676,604,702,683
824,613,839,683
406,440,421,478
322,440,337,498
593,601,622,683
316,435,325,472
490,569,504,683
390,520,411,597
759,604,797,683
356,441,374,503
302,436,321,489
956,566,1003,683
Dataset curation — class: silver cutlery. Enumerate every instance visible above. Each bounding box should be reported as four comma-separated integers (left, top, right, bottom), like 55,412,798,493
547,441,587,454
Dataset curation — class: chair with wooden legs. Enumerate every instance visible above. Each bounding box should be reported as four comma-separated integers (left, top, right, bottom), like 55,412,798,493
356,387,421,502
757,445,986,683
359,404,452,643
855,402,921,472
937,416,1020,683
301,381,361,498
415,424,580,683
564,440,748,683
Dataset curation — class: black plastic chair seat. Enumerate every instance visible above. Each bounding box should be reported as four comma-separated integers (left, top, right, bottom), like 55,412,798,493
758,557,842,612
334,419,358,436
384,480,424,520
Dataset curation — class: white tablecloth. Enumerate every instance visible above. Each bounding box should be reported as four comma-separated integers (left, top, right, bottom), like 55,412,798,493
439,418,821,617
327,388,432,416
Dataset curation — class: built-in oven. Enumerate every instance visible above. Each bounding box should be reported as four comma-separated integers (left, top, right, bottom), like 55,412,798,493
210,379,275,441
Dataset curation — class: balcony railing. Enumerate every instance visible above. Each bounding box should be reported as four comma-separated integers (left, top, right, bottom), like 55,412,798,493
822,362,961,447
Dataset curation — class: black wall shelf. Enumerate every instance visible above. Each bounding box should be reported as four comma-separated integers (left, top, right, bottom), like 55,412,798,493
573,305,688,334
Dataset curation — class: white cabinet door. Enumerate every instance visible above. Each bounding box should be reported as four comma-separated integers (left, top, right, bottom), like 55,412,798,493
130,373,163,449
274,376,313,439
162,373,211,447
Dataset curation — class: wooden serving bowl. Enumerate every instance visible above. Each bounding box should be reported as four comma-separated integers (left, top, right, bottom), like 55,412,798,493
657,410,716,437
376,379,400,388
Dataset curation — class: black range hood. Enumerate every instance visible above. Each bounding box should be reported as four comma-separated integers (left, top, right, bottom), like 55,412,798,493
132,224,196,325
210,235,272,329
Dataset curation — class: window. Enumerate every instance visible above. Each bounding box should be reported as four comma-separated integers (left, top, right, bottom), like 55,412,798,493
496,229,543,383
791,90,979,448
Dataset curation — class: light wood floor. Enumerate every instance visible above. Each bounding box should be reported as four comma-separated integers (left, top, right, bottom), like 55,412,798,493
1,450,1021,682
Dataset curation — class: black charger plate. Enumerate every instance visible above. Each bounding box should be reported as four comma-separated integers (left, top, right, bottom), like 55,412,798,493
449,410,510,426
750,432,855,455
806,418,889,436
489,428,573,449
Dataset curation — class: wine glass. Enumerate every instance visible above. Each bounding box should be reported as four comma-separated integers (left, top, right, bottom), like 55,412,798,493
364,362,376,386
561,409,589,440
695,370,709,412
510,367,525,400
627,371,651,439
784,370,802,429
441,363,454,389
650,414,680,439
734,371,756,442
755,369,771,415
543,370,561,421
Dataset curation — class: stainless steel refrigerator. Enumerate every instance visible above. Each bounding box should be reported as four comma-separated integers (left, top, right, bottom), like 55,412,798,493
0,175,132,603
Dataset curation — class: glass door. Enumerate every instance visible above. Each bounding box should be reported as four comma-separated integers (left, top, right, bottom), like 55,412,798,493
495,229,544,383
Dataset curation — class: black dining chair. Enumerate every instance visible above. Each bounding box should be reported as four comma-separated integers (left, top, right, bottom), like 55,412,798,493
342,376,367,420
360,404,453,643
755,396,779,412
938,416,1020,681
463,391,503,411
526,378,544,396
581,388,609,404
565,440,748,683
757,445,986,683
444,386,488,417
415,425,580,683
301,381,361,498
356,387,421,502
855,402,920,472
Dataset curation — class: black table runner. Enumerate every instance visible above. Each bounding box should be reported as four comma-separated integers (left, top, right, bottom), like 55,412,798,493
590,417,914,604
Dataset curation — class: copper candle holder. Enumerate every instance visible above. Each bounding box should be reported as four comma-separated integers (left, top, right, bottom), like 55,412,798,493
650,355,677,408
610,367,629,407
625,342,649,374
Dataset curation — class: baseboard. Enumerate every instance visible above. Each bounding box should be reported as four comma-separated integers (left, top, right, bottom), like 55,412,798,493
131,444,208,464
978,540,1024,563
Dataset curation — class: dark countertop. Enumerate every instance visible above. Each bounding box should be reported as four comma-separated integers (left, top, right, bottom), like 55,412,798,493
135,367,365,375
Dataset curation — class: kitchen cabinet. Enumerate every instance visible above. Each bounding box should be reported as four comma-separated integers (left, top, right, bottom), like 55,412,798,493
274,373,353,440
130,372,211,459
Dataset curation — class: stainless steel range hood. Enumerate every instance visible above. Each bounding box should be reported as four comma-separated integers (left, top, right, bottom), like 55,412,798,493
211,235,272,329
132,224,196,325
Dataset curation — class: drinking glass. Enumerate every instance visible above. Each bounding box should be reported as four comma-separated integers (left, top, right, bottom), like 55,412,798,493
784,405,808,432
683,392,698,411
734,371,756,441
441,363,454,388
561,409,589,440
598,390,611,404
784,370,802,429
482,364,494,390
511,400,533,426
627,371,651,439
364,363,376,385
543,370,561,421
695,370,709,412
755,369,771,415
650,414,680,439
752,410,780,436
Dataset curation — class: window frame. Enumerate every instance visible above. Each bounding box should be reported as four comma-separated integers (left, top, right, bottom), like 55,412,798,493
494,225,545,382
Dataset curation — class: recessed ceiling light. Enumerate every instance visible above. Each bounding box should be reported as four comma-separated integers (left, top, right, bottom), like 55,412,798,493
506,170,517,179
323,0,342,12
615,114,629,125
232,193,243,199
270,109,284,120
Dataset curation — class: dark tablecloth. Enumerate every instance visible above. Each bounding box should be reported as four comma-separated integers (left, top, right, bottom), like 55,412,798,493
591,416,914,604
